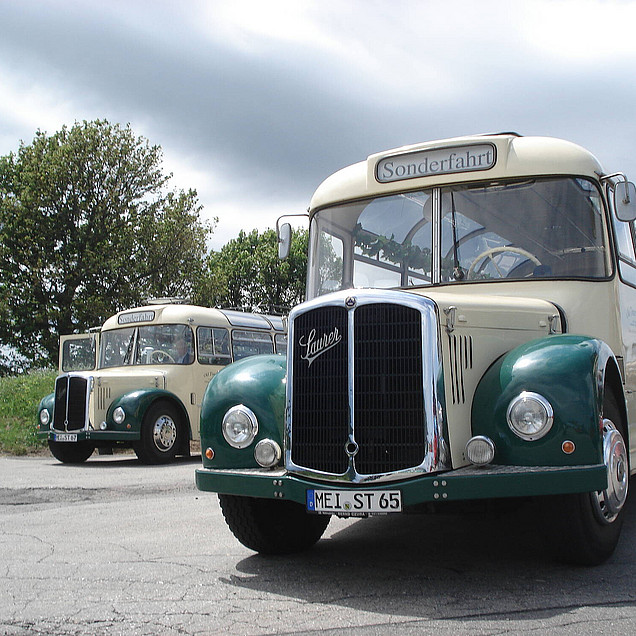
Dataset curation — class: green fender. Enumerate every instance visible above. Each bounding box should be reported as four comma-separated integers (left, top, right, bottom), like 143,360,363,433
472,334,620,467
37,392,55,433
200,354,287,469
108,389,191,437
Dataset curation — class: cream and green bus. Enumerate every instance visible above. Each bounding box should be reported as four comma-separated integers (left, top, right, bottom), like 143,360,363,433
196,133,636,565
37,301,286,464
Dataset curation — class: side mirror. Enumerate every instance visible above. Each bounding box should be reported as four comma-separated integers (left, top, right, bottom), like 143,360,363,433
278,222,292,260
615,181,636,222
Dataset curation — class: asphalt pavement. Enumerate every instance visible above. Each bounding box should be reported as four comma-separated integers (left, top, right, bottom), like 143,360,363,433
1,453,636,635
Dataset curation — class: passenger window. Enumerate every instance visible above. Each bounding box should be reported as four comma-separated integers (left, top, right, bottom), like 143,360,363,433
232,330,274,360
197,327,232,365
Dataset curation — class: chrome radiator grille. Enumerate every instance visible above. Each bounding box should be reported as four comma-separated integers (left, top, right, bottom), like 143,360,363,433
53,375,89,431
289,293,434,480
353,304,425,474
290,306,349,474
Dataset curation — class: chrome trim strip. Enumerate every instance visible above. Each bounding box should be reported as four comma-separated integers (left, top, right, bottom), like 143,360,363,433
346,303,356,480
432,187,441,284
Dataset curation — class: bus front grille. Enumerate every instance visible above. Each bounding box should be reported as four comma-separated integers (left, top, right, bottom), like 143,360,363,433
289,297,429,479
53,375,89,431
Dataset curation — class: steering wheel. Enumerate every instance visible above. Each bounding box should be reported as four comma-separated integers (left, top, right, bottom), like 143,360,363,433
150,350,175,364
467,246,541,279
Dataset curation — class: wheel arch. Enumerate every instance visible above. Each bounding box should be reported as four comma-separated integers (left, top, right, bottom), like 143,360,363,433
600,359,627,426
599,357,630,470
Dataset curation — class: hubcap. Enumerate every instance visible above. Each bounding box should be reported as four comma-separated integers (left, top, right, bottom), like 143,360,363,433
591,419,629,524
152,415,177,451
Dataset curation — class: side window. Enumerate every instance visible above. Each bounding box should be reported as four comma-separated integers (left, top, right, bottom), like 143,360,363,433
61,336,97,372
197,327,232,366
275,333,287,354
232,330,274,361
613,217,636,263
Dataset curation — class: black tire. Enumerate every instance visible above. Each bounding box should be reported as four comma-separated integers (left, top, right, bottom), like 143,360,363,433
218,494,331,554
48,440,95,464
133,400,183,464
547,390,629,565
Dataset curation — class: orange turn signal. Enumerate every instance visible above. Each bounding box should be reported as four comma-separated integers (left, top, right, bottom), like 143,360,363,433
562,440,575,454
205,447,215,460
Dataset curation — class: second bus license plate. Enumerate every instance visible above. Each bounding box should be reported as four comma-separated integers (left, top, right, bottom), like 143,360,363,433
54,433,78,442
306,489,402,515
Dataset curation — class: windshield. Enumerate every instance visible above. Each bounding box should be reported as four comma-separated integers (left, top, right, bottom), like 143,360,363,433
99,324,194,368
308,177,610,297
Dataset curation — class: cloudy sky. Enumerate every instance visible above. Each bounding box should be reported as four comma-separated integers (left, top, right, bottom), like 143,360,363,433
1,0,636,249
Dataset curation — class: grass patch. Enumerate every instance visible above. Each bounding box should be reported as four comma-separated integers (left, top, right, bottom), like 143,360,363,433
0,369,56,455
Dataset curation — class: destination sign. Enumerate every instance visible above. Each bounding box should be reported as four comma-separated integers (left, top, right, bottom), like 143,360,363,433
118,310,155,325
376,143,496,183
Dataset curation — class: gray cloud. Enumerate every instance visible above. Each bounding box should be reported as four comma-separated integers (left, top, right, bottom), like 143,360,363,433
1,0,636,246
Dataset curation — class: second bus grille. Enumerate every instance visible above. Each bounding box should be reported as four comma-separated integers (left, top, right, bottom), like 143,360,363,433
53,376,89,431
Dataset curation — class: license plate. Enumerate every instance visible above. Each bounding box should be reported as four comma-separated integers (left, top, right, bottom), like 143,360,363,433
54,433,78,442
306,489,402,516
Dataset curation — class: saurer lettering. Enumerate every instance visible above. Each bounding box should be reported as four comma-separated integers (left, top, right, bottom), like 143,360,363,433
298,327,342,367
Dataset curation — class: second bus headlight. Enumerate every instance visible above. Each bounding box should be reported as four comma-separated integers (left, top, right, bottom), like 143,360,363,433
222,405,259,449
506,391,554,441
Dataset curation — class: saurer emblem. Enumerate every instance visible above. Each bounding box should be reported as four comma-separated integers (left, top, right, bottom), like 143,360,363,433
298,327,342,367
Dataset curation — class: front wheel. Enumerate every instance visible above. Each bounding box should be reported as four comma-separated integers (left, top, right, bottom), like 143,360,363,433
547,394,629,565
218,494,331,554
133,401,183,464
48,440,95,464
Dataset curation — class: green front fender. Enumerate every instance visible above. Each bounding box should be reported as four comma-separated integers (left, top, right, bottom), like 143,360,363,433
36,392,55,436
200,354,287,469
472,335,616,467
108,389,190,436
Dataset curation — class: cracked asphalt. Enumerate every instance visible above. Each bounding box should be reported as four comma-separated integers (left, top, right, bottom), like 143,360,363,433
1,454,636,635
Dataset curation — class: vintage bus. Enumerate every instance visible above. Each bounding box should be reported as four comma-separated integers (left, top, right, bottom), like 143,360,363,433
195,133,636,565
37,301,286,464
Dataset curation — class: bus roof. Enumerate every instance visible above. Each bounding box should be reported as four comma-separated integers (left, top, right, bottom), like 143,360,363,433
219,309,285,331
309,134,605,212
102,304,285,332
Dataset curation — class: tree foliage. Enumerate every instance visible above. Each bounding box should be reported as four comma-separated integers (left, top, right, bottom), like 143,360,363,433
198,228,307,314
0,120,213,367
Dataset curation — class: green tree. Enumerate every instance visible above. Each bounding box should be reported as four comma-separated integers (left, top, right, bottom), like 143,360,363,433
0,120,213,367
199,228,307,313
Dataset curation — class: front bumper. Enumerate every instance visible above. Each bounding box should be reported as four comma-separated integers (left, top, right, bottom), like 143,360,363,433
195,463,608,507
37,430,140,443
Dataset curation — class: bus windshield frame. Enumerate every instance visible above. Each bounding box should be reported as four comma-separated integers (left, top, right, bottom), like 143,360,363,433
307,176,612,298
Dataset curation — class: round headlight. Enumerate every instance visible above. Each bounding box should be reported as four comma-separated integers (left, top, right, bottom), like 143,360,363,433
113,407,126,424
39,409,50,427
222,405,259,449
507,391,553,440
254,439,282,468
